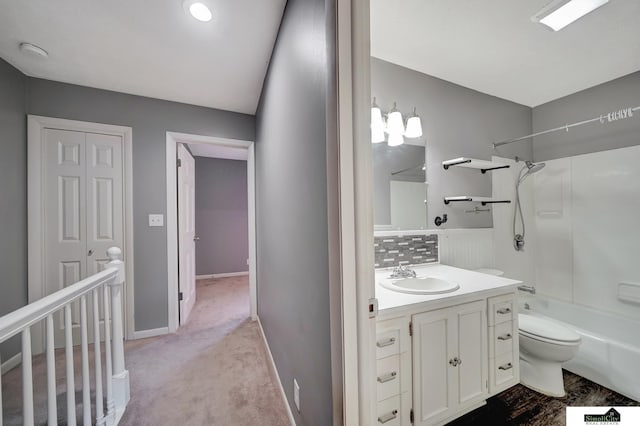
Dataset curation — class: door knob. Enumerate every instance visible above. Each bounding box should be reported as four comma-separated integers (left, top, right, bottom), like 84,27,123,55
88,249,94,256
194,236,200,241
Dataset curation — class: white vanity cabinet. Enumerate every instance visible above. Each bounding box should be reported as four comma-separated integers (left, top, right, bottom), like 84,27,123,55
375,288,519,426
411,300,487,426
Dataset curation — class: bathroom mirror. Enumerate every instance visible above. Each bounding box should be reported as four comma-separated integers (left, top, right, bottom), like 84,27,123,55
372,142,427,229
370,0,640,230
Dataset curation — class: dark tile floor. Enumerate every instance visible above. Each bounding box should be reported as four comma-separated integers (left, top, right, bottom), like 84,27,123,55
449,370,639,426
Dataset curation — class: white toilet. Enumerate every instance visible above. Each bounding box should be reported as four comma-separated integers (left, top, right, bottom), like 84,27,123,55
518,313,581,397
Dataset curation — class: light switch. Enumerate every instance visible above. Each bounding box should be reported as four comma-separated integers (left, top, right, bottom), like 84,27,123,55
148,214,164,227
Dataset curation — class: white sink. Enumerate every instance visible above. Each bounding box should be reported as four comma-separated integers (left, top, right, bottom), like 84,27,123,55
379,276,460,295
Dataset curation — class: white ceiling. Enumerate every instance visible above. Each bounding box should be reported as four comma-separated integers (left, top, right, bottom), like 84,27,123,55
0,0,286,114
371,0,640,107
188,143,248,160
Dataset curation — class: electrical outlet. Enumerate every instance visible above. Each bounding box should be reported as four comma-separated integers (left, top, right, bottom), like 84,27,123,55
293,379,300,412
148,214,164,227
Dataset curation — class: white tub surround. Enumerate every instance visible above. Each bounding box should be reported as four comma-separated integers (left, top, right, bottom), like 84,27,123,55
375,263,521,426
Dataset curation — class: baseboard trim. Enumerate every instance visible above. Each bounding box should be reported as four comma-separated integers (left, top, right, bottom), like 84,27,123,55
133,327,169,340
257,317,297,426
196,271,249,280
1,352,22,375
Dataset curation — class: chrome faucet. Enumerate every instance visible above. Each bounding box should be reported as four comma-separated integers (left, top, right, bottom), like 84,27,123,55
389,264,417,279
517,285,536,295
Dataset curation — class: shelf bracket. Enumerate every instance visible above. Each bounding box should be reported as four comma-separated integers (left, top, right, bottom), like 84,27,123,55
443,159,472,170
444,197,472,205
480,200,511,206
480,165,510,174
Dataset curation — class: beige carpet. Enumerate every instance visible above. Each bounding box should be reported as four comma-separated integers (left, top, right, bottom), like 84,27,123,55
120,276,290,425
1,276,290,426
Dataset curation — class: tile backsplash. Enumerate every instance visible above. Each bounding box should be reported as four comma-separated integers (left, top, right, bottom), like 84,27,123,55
374,234,439,268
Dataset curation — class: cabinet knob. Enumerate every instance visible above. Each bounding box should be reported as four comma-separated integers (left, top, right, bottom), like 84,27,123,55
376,337,396,348
498,362,513,371
378,409,398,424
497,307,511,314
497,333,512,341
449,357,461,367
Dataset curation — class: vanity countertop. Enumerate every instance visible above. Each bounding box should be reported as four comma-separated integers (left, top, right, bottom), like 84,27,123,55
376,263,522,316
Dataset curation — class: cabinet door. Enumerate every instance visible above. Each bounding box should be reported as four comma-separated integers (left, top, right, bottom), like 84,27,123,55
454,300,488,407
412,307,456,426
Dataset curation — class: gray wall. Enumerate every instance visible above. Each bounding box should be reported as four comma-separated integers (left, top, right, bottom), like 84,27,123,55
255,0,335,423
533,72,640,161
0,58,27,361
26,78,255,331
371,58,533,229
373,143,425,225
194,157,248,276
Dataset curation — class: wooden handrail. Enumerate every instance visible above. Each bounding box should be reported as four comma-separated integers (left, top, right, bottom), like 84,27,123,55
0,268,118,343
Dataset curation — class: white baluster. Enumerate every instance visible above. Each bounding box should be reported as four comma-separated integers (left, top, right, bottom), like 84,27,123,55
106,247,130,416
103,284,114,423
46,315,57,426
65,304,77,426
93,289,105,426
80,296,91,425
22,328,34,426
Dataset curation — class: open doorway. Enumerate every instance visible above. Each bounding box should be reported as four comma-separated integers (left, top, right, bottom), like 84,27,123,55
166,132,256,332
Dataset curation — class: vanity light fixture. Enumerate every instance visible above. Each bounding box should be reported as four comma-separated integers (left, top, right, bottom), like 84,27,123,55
371,98,386,143
404,107,423,138
183,0,213,22
534,0,609,31
387,132,404,147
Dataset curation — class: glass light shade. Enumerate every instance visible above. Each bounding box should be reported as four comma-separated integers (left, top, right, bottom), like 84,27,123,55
386,110,405,135
372,127,386,143
405,115,423,138
371,106,386,143
387,132,404,147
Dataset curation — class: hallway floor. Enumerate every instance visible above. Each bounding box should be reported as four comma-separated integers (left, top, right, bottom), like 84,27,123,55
120,276,289,425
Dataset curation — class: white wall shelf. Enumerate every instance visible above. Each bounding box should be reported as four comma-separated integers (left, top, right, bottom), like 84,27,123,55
442,157,510,173
444,196,511,206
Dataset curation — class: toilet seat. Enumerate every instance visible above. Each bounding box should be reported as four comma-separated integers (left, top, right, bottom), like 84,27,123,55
519,314,581,345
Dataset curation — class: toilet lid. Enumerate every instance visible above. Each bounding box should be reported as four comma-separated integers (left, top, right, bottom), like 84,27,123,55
519,314,581,343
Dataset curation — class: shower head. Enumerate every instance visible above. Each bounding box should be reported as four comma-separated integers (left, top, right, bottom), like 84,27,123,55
517,160,546,185
525,160,546,174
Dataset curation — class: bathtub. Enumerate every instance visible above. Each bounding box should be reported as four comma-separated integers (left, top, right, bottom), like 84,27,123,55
522,295,640,402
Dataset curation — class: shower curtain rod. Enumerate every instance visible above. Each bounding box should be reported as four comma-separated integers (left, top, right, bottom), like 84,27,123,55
493,105,640,149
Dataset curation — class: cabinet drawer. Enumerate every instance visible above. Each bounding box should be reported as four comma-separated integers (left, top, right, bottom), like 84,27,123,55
492,351,516,388
488,295,515,325
376,330,400,359
377,355,401,401
489,321,516,357
377,395,401,426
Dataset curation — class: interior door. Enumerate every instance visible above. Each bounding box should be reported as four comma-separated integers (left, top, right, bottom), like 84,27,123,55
44,128,124,346
45,129,88,344
177,144,196,324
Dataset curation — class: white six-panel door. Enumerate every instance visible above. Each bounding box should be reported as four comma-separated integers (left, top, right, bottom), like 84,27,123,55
44,128,123,344
177,144,196,324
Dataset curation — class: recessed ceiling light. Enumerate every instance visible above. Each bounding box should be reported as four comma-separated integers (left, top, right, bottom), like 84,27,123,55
533,0,609,32
19,42,48,58
183,0,213,22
